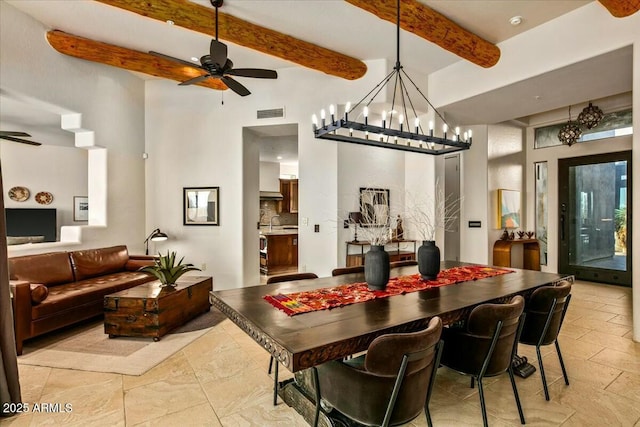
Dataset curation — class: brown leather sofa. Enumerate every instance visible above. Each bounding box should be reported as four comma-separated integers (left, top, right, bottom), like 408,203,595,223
9,245,156,355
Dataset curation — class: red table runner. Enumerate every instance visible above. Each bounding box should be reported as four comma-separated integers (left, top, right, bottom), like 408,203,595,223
264,265,513,316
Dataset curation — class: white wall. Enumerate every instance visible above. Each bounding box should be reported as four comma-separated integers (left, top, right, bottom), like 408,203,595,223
259,162,280,192
487,124,525,264
337,143,406,267
1,2,147,255
1,142,88,233
458,125,489,264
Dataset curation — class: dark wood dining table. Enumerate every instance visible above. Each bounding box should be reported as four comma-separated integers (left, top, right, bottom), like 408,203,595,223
209,261,573,425
209,261,573,373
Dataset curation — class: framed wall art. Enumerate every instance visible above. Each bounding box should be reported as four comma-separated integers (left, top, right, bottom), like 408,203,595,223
498,189,521,229
184,187,219,226
73,196,89,221
359,187,390,227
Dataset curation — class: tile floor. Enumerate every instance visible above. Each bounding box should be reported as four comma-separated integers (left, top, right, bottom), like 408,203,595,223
1,279,638,426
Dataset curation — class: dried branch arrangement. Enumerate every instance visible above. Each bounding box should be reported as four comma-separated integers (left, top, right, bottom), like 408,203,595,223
357,187,391,245
406,182,461,241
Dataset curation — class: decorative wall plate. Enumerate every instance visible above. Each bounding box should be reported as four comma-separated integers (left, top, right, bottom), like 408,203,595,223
8,186,30,202
35,191,54,205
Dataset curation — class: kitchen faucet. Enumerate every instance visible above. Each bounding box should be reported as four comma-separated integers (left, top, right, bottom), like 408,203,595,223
269,215,280,231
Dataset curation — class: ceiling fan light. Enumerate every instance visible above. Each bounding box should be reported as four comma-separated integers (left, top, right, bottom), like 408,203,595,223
577,102,604,129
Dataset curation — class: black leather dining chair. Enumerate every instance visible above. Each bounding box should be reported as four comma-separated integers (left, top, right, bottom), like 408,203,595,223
266,272,319,284
331,265,364,276
390,260,418,268
440,296,526,427
519,280,572,401
312,317,443,427
266,271,318,405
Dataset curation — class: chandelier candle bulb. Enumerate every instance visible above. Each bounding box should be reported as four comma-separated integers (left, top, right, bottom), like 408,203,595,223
312,114,318,131
382,110,387,128
349,128,353,136
365,130,369,140
320,109,326,127
443,123,448,139
414,118,420,134
345,102,351,121
329,104,335,123
464,131,468,142
363,106,368,125
399,114,404,132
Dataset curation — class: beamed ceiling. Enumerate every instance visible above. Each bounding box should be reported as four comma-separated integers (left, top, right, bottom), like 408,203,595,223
30,0,638,90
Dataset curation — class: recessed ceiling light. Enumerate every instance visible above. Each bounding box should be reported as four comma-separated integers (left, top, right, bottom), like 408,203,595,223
191,57,199,62
277,156,283,160
509,16,523,26
166,20,175,25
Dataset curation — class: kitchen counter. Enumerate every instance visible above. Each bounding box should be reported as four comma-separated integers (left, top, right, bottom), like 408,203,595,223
259,226,298,236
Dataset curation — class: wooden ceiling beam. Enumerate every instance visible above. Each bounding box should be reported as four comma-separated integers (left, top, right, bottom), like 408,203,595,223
597,0,640,17
345,0,500,68
95,0,367,80
46,30,228,91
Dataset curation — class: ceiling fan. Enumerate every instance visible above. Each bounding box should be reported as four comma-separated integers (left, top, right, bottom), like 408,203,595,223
150,0,277,96
0,131,42,146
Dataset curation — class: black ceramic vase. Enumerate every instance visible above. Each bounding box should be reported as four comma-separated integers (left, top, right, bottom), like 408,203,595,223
364,245,390,290
418,240,440,280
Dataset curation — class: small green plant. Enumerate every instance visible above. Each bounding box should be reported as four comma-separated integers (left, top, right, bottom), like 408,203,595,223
139,251,201,287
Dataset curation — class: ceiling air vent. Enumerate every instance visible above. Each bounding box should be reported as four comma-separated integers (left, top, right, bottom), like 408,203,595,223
257,107,285,119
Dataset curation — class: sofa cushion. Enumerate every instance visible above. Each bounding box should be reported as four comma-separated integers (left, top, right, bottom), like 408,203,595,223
125,259,155,271
31,271,155,319
30,284,49,304
70,245,129,281
8,252,75,286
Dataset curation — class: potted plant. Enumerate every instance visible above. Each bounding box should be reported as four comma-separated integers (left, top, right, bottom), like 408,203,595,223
139,251,201,287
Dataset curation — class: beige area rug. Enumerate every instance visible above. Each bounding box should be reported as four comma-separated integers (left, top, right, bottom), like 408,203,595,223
17,309,227,376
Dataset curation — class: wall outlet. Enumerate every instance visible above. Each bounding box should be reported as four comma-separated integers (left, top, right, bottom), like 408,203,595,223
314,224,320,232
302,217,309,226
201,263,207,271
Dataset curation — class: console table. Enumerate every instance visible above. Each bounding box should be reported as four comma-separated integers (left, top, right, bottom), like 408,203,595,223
345,239,417,266
493,239,541,271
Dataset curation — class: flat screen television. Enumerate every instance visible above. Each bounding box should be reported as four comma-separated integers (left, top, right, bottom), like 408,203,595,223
5,208,57,242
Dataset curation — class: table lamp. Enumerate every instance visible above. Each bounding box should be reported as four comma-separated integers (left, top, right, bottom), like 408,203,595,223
144,228,168,255
348,212,363,242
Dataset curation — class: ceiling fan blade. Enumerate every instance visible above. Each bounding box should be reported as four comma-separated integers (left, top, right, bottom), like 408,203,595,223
221,76,251,97
0,135,42,146
149,51,201,69
0,131,31,137
179,75,211,86
210,39,228,68
226,68,278,79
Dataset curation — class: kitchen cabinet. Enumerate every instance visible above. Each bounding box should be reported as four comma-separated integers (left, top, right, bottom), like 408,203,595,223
279,179,298,213
260,232,298,274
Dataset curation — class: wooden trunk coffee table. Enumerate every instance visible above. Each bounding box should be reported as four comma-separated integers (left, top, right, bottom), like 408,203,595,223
104,276,212,341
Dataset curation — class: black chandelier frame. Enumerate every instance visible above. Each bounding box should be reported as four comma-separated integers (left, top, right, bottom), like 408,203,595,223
313,0,472,156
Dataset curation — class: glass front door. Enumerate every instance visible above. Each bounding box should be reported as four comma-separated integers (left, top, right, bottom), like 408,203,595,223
558,151,632,286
